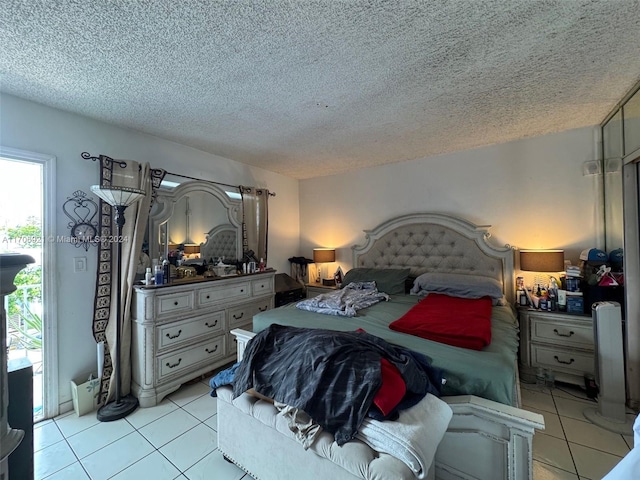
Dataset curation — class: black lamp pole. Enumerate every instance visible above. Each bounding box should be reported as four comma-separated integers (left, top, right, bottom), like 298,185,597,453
91,184,146,422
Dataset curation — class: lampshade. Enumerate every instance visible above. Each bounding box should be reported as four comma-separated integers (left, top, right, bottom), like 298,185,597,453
520,250,565,272
313,248,335,263
90,185,146,207
183,244,200,255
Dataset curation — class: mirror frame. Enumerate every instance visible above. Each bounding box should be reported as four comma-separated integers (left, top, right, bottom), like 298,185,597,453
149,180,242,263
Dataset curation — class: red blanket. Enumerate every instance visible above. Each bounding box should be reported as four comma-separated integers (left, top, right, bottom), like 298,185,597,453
389,293,492,350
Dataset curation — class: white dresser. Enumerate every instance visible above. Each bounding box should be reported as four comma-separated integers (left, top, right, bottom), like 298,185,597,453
518,308,595,386
131,270,275,407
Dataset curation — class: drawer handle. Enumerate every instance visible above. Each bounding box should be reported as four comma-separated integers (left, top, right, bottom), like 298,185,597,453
240,289,244,292
233,312,244,320
166,358,182,369
166,329,182,340
260,284,264,288
205,345,218,354
174,301,179,306
553,329,574,338
205,319,218,328
258,306,268,312
206,295,210,299
554,355,575,365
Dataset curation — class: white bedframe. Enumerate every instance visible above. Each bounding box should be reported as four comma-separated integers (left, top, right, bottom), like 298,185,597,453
223,213,544,480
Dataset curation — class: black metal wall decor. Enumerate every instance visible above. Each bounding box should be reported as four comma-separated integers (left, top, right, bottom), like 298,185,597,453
62,189,99,251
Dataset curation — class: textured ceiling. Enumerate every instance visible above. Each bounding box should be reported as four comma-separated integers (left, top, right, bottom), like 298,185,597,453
1,1,639,179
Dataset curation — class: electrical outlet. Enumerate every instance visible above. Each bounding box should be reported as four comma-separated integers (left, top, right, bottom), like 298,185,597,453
74,256,87,272
582,160,602,176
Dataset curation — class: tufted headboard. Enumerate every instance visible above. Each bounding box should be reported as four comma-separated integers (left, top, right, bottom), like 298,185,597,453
352,213,515,304
200,224,238,262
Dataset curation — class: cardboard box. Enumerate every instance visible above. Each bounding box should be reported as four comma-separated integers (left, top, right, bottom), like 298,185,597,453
71,374,101,416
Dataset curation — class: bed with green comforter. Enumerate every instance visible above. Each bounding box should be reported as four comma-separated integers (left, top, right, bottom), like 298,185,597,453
252,294,520,406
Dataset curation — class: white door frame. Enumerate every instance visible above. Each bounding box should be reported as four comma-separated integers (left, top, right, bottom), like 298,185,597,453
0,146,58,419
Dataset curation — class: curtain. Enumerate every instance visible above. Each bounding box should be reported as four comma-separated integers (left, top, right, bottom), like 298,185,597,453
92,156,165,404
239,186,270,263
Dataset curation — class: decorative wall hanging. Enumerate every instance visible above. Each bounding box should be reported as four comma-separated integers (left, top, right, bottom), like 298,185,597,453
62,189,99,251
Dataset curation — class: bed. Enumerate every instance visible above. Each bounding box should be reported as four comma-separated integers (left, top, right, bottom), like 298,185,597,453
199,223,238,263
217,213,544,480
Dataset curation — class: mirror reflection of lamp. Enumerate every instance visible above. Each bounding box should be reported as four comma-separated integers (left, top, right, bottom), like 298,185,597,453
313,248,335,283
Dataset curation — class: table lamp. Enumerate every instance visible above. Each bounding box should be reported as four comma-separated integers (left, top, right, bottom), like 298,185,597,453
313,248,335,284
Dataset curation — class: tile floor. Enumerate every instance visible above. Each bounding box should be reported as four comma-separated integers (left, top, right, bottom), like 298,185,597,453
521,381,636,480
34,377,248,480
34,378,636,480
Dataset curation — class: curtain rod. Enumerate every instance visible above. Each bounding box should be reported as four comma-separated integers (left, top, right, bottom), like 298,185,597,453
165,171,276,196
82,152,275,196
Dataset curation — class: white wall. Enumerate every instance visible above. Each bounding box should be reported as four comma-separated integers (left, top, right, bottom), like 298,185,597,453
0,93,300,410
299,126,602,279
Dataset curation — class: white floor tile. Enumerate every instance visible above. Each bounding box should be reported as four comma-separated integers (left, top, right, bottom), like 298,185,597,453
569,442,623,480
533,432,576,474
551,383,593,403
554,397,594,422
524,406,564,440
623,433,634,450
43,461,90,480
533,460,578,479
561,416,630,457
34,421,64,452
168,382,211,407
183,450,246,480
521,387,557,414
138,408,200,448
125,397,179,430
34,440,78,480
159,423,218,472
66,417,134,459
80,431,154,480
110,451,181,480
54,411,100,438
204,413,217,431
181,394,217,421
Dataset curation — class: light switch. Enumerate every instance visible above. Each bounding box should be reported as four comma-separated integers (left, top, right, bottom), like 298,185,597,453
74,256,87,272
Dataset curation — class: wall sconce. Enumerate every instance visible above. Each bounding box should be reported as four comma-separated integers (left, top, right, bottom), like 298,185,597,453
313,248,335,283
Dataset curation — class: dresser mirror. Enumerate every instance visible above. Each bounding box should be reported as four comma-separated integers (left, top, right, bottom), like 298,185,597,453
148,177,243,267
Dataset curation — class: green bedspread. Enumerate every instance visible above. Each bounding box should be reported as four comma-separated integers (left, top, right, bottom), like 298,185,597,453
252,294,520,406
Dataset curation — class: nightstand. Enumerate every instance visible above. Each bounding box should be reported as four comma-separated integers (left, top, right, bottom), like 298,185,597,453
518,307,595,386
305,282,339,298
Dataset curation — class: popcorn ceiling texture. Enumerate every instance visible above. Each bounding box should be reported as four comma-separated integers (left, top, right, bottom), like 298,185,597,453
1,1,639,179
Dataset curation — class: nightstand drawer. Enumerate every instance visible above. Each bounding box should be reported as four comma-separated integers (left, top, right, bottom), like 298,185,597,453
531,319,594,349
531,344,595,376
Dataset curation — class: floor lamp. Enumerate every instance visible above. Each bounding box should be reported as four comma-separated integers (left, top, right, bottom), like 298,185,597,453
91,185,146,422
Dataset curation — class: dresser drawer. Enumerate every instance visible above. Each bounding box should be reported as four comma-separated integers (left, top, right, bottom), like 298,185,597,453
156,292,193,317
531,344,595,376
531,318,594,349
197,282,250,307
252,277,274,296
157,336,226,381
157,311,225,350
228,299,272,329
